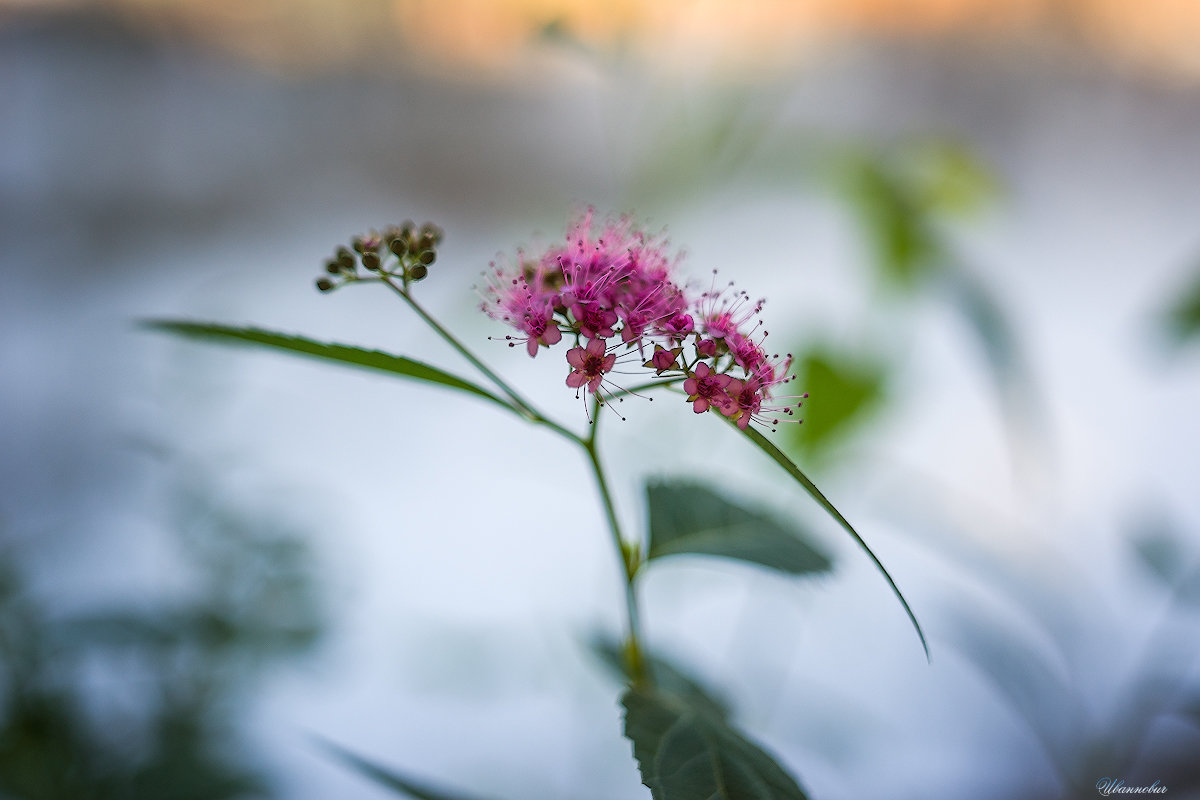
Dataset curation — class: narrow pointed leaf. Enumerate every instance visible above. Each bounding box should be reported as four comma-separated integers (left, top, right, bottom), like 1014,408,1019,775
142,321,515,412
740,426,929,661
646,481,831,577
623,686,810,800
316,739,499,800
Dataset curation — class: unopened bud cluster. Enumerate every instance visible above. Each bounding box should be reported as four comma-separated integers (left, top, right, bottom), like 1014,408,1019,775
316,221,443,293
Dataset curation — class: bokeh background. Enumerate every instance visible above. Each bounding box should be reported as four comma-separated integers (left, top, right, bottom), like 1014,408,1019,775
4,1,1200,798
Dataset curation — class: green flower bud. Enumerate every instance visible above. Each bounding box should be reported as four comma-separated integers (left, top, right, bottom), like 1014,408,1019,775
316,277,335,292
419,222,443,244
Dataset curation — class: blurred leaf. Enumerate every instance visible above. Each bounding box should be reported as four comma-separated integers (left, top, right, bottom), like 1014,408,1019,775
943,267,1018,380
906,141,998,218
834,141,997,293
738,425,929,661
622,686,809,800
125,714,268,800
789,346,887,459
837,154,939,290
1162,265,1200,345
645,481,831,577
1132,525,1191,587
629,91,786,205
944,607,1083,774
1130,521,1200,606
1180,691,1200,728
318,739,500,800
590,634,731,720
142,321,514,412
56,609,186,649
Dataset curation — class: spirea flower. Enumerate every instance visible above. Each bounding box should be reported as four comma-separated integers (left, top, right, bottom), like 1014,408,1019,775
482,208,805,429
565,338,616,394
683,362,734,415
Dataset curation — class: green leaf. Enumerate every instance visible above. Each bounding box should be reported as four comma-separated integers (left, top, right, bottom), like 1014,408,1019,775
906,140,998,218
141,321,514,413
789,347,887,459
645,481,831,577
1163,265,1200,345
837,154,939,291
739,426,929,661
316,739,499,800
590,633,732,720
623,686,810,800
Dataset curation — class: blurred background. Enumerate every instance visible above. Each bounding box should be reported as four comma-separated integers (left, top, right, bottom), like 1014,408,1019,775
4,1,1200,798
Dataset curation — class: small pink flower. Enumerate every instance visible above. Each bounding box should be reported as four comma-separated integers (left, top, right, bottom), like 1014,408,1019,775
571,301,619,340
696,282,764,341
695,338,718,359
521,310,562,356
658,312,695,340
682,362,734,415
565,338,616,394
726,377,765,429
728,332,767,375
481,257,564,358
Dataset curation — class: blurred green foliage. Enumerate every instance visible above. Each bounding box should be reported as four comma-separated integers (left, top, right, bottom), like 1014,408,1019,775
787,346,888,463
941,515,1200,797
788,139,1046,474
318,739,496,800
830,139,997,292
0,477,325,800
1162,263,1200,346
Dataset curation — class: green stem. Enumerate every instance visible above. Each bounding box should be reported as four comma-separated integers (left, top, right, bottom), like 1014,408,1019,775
605,377,683,402
378,276,580,443
583,434,647,685
379,273,646,683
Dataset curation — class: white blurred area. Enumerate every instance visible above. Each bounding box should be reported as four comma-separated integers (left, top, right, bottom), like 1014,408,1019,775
3,3,1200,799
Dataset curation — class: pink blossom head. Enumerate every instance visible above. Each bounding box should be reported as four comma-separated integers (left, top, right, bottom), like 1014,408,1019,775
482,208,801,429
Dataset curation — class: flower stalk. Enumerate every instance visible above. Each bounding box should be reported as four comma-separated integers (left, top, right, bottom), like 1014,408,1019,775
376,260,650,684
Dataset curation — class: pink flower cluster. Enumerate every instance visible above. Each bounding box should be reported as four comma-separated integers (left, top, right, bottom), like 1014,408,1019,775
482,209,802,429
